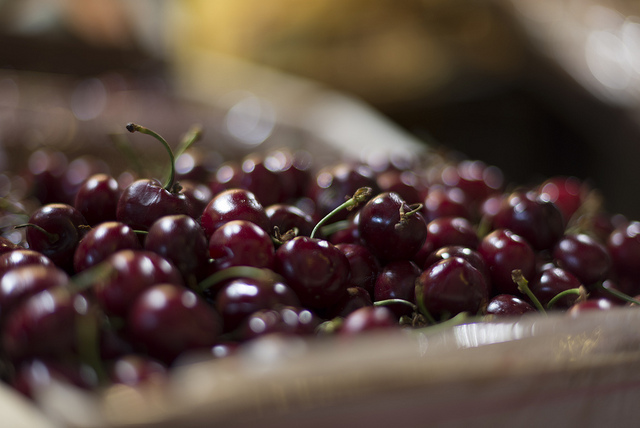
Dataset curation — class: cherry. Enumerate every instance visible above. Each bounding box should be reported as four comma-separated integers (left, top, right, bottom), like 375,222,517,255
179,180,212,219
126,283,222,364
608,221,640,290
25,149,69,205
275,236,350,310
567,298,613,317
322,286,373,319
208,220,276,272
373,260,421,318
207,161,244,196
415,257,489,321
73,221,142,273
308,163,380,221
423,185,471,222
485,294,537,316
339,306,398,336
74,173,120,226
145,214,209,285
376,169,424,205
265,204,315,239
238,153,287,206
491,190,565,251
215,276,300,332
358,192,427,262
553,233,611,286
335,243,380,295
3,288,83,361
0,236,21,255
439,160,504,208
239,306,320,341
528,266,583,309
12,358,99,398
425,245,486,273
116,124,193,231
264,148,313,202
538,176,586,224
0,249,54,277
18,203,88,273
93,249,184,317
478,229,536,295
415,217,479,264
0,264,69,322
200,188,270,239
109,354,167,387
60,155,111,206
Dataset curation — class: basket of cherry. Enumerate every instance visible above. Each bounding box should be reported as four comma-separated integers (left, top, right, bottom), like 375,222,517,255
2,74,640,428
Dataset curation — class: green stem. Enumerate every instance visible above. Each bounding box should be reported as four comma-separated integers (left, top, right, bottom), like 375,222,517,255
13,223,58,243
374,298,418,313
414,290,438,325
174,125,204,160
310,187,373,239
546,286,587,309
126,123,176,191
198,266,283,293
319,220,350,237
596,282,640,306
512,269,547,315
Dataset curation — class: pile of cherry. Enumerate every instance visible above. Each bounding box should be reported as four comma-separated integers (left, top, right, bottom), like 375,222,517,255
1,122,640,399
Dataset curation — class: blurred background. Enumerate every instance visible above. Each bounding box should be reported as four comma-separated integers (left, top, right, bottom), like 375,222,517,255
1,0,640,218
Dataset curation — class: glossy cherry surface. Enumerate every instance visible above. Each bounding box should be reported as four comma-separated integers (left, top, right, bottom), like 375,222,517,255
74,173,120,226
208,220,275,272
275,236,350,310
485,294,537,316
373,260,421,318
200,188,270,238
127,283,222,364
553,233,611,286
73,221,142,272
358,192,427,262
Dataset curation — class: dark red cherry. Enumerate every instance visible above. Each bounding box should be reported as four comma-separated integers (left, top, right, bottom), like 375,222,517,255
424,246,489,279
215,277,300,332
109,354,167,387
308,163,380,221
264,148,313,201
73,221,142,273
0,236,21,256
200,188,270,239
127,283,222,364
60,155,111,206
240,306,320,341
491,190,565,251
423,185,471,222
538,176,586,224
567,298,613,317
0,265,69,322
322,286,372,319
415,257,489,320
528,266,582,309
439,160,504,208
339,306,398,336
22,203,88,273
553,233,611,286
485,294,537,316
275,236,350,310
265,204,315,238
145,215,209,284
607,221,640,287
12,358,98,399
238,153,286,206
93,250,184,317
208,220,275,272
25,149,68,205
376,169,424,205
478,229,536,295
117,178,192,231
335,243,380,295
74,173,120,226
415,217,479,263
0,249,54,277
374,260,421,318
3,289,81,361
358,192,427,262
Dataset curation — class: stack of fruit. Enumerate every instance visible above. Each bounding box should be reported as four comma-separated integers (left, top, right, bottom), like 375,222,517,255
0,119,638,403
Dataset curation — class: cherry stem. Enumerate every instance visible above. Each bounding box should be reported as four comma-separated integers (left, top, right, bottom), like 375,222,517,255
546,286,588,309
395,203,424,230
126,123,176,192
198,266,284,293
374,298,418,313
13,223,59,243
272,226,298,245
595,282,640,306
174,125,204,160
511,269,547,315
310,187,373,239
415,293,438,325
319,220,350,237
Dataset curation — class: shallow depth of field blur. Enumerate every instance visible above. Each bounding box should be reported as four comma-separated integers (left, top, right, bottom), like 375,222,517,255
2,0,640,218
